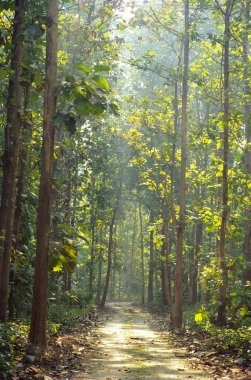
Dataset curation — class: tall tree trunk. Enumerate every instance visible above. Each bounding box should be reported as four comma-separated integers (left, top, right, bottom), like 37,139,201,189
63,163,72,292
89,175,96,296
13,86,31,252
217,0,231,326
243,0,251,285
0,0,25,322
110,225,117,300
9,85,31,319
100,170,123,307
174,0,189,329
162,196,173,321
100,215,116,307
194,222,202,304
29,0,58,354
96,227,103,303
148,210,154,303
130,211,137,300
139,201,145,305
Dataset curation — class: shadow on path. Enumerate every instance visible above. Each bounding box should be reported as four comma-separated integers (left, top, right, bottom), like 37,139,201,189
72,302,211,380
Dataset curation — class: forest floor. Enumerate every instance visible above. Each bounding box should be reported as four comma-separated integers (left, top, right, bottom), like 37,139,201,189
70,302,211,380
13,302,251,380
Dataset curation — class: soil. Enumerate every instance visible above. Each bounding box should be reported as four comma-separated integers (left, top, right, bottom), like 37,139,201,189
71,302,211,380
12,302,251,380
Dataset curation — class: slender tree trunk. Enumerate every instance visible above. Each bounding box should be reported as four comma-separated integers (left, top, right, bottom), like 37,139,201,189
9,86,31,319
100,216,115,307
243,0,251,285
29,0,58,354
130,211,137,300
100,170,123,307
0,0,25,322
174,0,189,329
162,197,173,318
194,222,202,303
89,176,96,296
96,227,103,303
63,164,72,292
148,210,154,303
217,0,231,326
13,86,31,251
110,225,117,300
139,201,145,305
188,225,196,305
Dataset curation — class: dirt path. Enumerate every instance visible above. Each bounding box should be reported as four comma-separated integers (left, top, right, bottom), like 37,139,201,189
72,302,211,380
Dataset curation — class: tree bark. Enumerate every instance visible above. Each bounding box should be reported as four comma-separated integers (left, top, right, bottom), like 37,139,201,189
243,0,251,285
100,215,116,307
174,0,189,329
29,0,58,354
148,210,154,303
89,175,96,296
63,163,72,292
9,85,31,319
130,210,137,300
0,0,25,322
96,227,103,303
100,172,123,307
217,0,231,326
139,201,145,305
162,197,173,317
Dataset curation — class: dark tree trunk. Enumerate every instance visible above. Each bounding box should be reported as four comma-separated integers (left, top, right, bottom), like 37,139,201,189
0,0,25,322
217,0,231,326
96,227,103,303
100,215,116,307
89,175,96,296
139,201,145,305
29,0,58,354
100,172,123,307
148,210,154,303
129,211,137,300
174,0,189,329
9,85,31,319
243,0,251,285
162,197,173,316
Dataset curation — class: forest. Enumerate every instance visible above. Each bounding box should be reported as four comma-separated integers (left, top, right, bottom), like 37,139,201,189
0,0,250,379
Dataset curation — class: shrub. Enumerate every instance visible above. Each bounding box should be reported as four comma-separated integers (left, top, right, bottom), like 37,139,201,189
0,322,28,372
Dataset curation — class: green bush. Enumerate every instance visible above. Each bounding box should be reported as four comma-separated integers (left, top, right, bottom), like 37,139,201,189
48,303,95,329
194,306,251,360
0,322,28,372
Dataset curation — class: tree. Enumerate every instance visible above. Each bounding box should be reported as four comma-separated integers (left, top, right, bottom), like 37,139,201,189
216,0,232,326
174,0,190,329
242,0,251,285
0,0,25,322
29,0,58,354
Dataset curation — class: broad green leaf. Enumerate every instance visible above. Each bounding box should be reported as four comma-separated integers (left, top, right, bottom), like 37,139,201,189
75,64,91,73
94,64,110,72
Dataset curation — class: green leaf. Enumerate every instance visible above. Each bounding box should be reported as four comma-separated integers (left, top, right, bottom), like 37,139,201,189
0,68,9,81
92,75,110,92
94,64,110,72
109,103,119,115
75,64,91,73
75,100,93,116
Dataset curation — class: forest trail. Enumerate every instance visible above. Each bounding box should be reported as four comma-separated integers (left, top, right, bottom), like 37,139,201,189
72,303,211,380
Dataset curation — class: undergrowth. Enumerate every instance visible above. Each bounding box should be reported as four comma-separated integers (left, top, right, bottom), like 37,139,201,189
0,298,95,373
189,305,251,361
0,322,28,372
